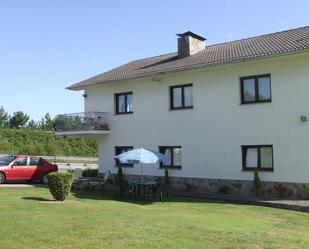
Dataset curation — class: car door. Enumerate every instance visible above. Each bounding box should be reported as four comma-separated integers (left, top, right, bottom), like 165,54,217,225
27,157,41,180
9,157,29,180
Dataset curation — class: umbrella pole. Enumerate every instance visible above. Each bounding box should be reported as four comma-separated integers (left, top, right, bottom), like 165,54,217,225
141,163,143,183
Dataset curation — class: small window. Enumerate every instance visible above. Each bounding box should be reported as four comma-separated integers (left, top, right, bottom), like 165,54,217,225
240,74,271,104
30,157,40,166
115,146,134,167
170,84,193,110
0,155,16,165
242,145,273,171
159,146,182,169
115,92,133,114
15,157,28,166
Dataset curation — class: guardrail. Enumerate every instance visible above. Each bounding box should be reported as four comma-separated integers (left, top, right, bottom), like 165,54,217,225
0,154,98,164
43,155,98,163
54,112,110,132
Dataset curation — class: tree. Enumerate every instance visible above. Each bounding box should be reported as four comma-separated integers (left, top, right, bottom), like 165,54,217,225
253,169,262,190
9,111,30,129
27,119,39,129
39,113,54,130
0,106,9,128
44,113,54,130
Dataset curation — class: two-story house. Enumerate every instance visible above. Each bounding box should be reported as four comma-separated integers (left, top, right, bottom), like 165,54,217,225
56,26,309,198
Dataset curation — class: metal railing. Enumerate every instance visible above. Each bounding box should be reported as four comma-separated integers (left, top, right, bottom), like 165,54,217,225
54,112,110,132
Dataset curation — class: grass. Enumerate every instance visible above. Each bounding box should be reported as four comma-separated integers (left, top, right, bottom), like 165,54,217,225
1,188,309,249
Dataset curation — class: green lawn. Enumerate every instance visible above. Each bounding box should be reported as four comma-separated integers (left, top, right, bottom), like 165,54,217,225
1,187,309,249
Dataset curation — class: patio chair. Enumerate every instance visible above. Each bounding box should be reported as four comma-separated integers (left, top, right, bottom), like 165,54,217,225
100,171,110,190
155,178,169,202
115,177,134,198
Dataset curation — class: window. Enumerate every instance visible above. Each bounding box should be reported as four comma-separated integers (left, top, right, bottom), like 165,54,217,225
29,157,40,166
15,157,28,166
159,146,182,169
115,92,133,114
115,146,134,167
170,84,193,110
240,74,271,104
0,155,16,165
242,145,273,171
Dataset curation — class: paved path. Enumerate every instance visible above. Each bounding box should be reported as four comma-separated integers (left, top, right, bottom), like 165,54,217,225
259,199,309,212
173,192,309,212
0,183,45,188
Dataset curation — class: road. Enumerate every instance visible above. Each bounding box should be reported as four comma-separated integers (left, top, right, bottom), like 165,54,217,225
57,162,98,171
0,154,99,170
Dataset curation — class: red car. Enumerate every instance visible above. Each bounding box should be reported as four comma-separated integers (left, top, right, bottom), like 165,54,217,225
0,155,58,184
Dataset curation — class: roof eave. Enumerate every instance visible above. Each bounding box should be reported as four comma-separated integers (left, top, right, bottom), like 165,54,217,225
66,48,309,91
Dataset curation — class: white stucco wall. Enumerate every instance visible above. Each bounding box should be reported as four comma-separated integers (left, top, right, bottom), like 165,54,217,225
84,52,309,183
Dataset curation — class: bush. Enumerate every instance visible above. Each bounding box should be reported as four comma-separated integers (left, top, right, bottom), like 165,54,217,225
82,169,98,177
47,172,73,201
164,168,170,185
218,185,231,195
304,184,309,190
0,128,98,157
117,166,123,179
253,169,262,190
274,184,289,198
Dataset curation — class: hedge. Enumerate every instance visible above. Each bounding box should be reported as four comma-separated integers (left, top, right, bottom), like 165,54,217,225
47,172,74,201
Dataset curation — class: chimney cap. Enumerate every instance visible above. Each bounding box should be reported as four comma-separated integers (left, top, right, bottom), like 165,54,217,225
177,31,206,41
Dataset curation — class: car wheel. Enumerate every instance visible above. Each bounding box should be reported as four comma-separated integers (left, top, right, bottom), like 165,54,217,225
0,172,5,184
41,174,49,184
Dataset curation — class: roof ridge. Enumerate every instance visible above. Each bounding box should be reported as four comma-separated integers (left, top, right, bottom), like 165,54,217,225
68,25,309,90
205,25,309,48
131,52,177,63
120,26,309,61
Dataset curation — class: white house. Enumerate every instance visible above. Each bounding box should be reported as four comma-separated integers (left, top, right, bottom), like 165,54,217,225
57,26,309,198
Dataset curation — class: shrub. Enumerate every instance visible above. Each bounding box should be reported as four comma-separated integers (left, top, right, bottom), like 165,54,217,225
117,166,123,179
218,185,231,195
164,168,170,185
0,128,98,157
82,169,98,177
47,172,73,201
303,184,309,190
274,184,289,198
184,182,196,192
253,169,262,190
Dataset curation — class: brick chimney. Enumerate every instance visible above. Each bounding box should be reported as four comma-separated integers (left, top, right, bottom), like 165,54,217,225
177,31,206,58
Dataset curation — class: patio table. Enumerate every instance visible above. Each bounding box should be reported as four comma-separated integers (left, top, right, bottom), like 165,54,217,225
128,179,157,200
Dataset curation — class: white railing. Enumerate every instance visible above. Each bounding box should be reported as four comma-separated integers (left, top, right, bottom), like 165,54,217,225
54,112,110,132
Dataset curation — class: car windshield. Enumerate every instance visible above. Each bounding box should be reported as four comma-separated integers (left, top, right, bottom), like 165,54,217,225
0,155,16,165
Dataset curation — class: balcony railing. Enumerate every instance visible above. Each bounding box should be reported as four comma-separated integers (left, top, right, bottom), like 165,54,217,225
54,112,110,134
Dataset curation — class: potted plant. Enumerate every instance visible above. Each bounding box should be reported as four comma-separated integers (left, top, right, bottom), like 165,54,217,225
253,169,264,197
164,168,170,185
303,184,309,199
274,184,289,198
117,166,123,180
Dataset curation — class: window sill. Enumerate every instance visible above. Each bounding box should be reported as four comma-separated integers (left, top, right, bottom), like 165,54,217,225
240,100,271,105
159,165,182,170
115,164,134,168
170,106,193,111
115,112,133,115
242,168,274,172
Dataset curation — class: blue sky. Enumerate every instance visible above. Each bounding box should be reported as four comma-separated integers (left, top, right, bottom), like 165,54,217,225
1,0,309,121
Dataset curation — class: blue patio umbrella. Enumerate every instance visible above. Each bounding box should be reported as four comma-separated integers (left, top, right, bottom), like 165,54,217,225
114,147,169,182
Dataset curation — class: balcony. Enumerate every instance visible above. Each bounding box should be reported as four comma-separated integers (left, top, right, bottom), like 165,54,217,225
54,112,111,136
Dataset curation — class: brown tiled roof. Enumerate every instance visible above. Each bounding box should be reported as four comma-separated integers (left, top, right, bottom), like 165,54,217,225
68,26,309,90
